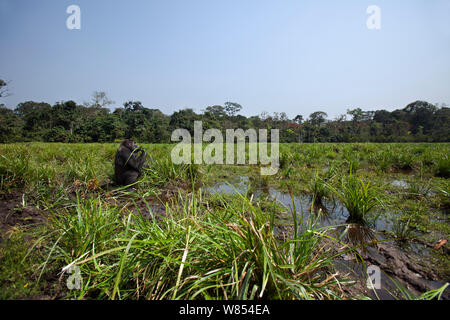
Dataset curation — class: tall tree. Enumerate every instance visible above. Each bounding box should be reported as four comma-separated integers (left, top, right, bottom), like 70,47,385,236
294,115,303,124
308,111,328,126
0,79,10,99
83,91,114,117
224,102,242,117
0,106,23,143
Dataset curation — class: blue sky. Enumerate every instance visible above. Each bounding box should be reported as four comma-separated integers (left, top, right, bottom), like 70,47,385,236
1,0,449,119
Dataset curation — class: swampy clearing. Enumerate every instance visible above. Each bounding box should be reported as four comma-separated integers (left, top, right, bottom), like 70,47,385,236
0,143,449,299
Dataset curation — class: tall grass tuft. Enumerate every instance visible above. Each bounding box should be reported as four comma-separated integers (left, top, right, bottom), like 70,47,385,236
329,175,382,224
43,191,345,300
390,217,413,242
435,157,450,178
144,156,201,187
307,172,329,207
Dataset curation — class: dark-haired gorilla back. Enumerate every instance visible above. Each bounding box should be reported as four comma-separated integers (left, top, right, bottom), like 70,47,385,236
114,139,147,186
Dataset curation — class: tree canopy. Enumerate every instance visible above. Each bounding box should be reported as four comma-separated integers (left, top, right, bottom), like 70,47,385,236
0,86,448,144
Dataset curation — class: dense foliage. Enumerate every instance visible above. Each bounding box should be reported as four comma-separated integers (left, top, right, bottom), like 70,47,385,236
0,87,448,143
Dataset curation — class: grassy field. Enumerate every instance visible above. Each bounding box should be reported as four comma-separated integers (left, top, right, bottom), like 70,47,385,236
0,142,449,300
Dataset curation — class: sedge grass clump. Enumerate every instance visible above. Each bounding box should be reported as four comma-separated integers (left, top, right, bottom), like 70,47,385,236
0,148,32,188
435,157,450,178
437,183,450,214
44,195,123,265
376,152,394,173
144,156,201,187
162,191,343,300
46,190,345,300
307,172,329,207
390,216,413,242
38,196,128,299
0,230,45,299
278,150,292,169
392,153,415,172
407,180,432,199
329,175,382,224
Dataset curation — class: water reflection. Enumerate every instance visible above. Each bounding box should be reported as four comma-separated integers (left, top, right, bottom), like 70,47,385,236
204,176,442,299
338,223,376,250
205,176,429,254
206,177,350,227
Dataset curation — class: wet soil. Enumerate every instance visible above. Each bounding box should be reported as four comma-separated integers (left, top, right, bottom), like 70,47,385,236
2,182,447,300
335,239,450,299
207,178,450,299
0,190,66,300
0,191,44,241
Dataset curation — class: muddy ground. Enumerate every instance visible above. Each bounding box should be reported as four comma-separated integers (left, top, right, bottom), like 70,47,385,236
0,191,67,299
1,190,449,300
0,191,44,241
335,240,450,300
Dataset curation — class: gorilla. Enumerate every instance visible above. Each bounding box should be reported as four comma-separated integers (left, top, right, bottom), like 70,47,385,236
114,139,147,186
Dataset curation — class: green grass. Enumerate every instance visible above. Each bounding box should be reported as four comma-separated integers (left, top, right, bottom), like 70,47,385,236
0,142,449,300
328,175,383,224
0,227,60,299
436,157,450,178
39,191,345,299
0,231,39,299
307,172,331,206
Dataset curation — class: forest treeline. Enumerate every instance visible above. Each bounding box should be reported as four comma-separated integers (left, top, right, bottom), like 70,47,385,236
0,85,449,144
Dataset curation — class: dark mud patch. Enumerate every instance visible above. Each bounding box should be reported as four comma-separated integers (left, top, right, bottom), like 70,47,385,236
0,191,65,300
126,196,168,220
0,191,44,241
100,179,203,221
336,240,450,299
391,167,415,175
101,192,170,222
